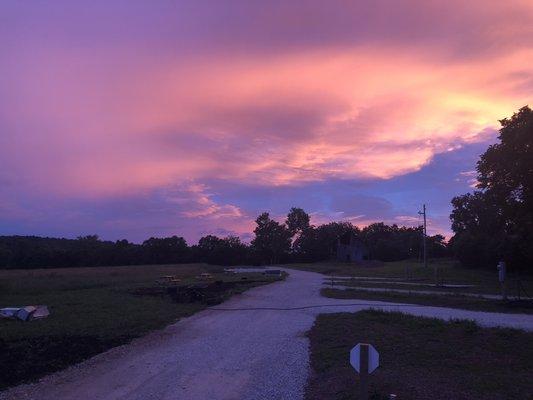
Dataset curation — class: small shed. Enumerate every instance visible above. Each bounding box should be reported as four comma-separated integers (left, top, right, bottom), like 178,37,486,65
337,233,369,262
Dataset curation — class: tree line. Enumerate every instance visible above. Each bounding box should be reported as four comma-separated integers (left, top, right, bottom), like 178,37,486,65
449,106,533,272
0,213,447,269
6,105,529,271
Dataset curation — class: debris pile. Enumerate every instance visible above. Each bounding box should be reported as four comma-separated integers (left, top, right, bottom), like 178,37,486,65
1,305,50,321
168,281,237,305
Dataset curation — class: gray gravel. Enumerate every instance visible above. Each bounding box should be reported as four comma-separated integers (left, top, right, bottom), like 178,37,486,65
332,280,477,288
328,283,533,300
2,268,532,400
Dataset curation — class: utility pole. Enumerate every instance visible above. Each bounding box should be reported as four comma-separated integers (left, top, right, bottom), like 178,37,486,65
418,204,427,269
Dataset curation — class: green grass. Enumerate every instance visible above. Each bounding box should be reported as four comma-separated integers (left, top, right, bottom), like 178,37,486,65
305,310,533,400
289,259,533,296
322,288,533,314
0,264,281,390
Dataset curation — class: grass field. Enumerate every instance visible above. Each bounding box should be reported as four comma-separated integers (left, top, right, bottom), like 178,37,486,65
305,310,533,400
290,259,533,296
0,264,281,390
322,288,533,314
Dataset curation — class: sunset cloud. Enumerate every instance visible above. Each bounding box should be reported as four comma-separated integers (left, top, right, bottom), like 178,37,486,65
1,0,531,241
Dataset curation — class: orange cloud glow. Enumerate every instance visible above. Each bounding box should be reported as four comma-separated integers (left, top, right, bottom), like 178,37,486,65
1,0,532,240
4,46,532,196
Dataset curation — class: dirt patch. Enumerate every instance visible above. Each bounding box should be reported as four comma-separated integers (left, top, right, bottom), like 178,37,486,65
0,334,132,390
131,279,274,305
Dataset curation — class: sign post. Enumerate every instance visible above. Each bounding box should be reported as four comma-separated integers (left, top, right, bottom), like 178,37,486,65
350,343,379,400
497,261,507,300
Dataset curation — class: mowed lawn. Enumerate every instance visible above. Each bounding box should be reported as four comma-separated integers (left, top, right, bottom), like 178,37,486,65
0,264,279,390
293,259,533,314
322,287,533,314
305,311,533,400
290,259,533,296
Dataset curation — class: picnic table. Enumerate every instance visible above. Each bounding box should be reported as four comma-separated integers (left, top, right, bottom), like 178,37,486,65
156,275,182,285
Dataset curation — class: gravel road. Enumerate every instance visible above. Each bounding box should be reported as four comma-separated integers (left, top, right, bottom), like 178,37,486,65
328,284,533,300
2,268,532,400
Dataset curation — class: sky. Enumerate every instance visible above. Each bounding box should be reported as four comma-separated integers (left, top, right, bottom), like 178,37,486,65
1,0,532,243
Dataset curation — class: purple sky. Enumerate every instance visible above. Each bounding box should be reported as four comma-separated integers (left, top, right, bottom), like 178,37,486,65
1,1,532,243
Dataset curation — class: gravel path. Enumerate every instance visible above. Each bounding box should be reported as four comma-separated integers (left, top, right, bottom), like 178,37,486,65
328,284,533,300
2,269,533,400
331,278,477,288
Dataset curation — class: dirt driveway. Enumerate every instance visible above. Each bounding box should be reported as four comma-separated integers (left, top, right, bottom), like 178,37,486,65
2,269,532,400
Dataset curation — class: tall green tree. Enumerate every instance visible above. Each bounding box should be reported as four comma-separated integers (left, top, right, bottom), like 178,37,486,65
251,212,291,264
142,236,189,264
450,106,533,270
286,207,311,236
197,235,248,265
286,207,313,258
313,221,359,260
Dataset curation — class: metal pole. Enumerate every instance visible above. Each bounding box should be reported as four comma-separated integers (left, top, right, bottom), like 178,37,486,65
418,205,427,268
423,204,427,269
359,344,369,400
498,261,507,301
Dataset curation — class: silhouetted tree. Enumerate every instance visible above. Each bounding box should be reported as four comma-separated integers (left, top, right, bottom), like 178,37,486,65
286,207,314,259
197,235,248,265
142,236,189,264
450,106,533,271
313,222,360,260
251,213,291,264
0,212,451,268
286,207,311,236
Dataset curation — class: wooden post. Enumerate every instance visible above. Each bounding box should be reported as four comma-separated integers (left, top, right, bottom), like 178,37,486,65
501,280,507,301
498,261,507,301
359,344,369,400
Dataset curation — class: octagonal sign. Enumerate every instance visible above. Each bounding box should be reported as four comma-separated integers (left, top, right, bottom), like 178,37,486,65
350,343,379,374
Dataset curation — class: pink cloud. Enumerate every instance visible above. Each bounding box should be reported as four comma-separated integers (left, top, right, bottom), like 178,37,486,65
1,0,532,203
169,182,244,219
